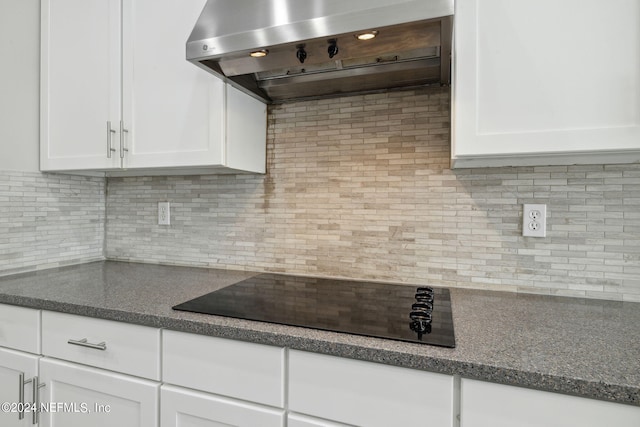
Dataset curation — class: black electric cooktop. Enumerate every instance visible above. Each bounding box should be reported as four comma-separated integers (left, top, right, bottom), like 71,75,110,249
173,273,455,348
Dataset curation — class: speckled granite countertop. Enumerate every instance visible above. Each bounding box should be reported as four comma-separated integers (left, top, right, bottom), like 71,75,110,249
0,261,638,406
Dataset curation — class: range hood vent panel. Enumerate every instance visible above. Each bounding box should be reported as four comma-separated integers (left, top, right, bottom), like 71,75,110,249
187,0,454,103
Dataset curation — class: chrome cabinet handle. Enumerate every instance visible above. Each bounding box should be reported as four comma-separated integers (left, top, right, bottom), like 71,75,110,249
32,376,45,425
18,373,33,421
119,120,129,159
67,338,107,351
106,121,117,158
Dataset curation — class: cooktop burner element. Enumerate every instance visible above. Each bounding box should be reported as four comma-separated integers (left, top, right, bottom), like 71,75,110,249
173,274,455,348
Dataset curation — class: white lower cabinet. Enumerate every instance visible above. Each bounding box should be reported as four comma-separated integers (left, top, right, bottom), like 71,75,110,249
161,330,286,427
0,304,41,427
41,311,161,380
38,358,159,427
37,310,161,427
288,350,455,427
161,385,284,427
0,348,40,427
288,413,351,427
0,304,40,354
460,378,640,427
3,304,639,427
162,330,285,408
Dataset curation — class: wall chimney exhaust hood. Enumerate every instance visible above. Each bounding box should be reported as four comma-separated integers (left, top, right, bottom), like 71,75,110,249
186,0,453,103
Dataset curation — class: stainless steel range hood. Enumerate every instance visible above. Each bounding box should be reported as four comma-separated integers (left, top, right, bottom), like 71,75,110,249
186,0,453,103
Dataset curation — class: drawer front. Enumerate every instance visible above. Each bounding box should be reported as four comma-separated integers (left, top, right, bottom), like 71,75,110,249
460,378,640,427
0,303,40,353
163,330,285,408
289,350,455,427
41,311,160,380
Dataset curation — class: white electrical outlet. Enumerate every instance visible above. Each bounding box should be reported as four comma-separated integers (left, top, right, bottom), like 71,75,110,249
158,202,170,225
522,204,546,237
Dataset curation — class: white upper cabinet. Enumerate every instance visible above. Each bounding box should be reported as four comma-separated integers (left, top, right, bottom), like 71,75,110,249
41,0,266,175
121,0,224,171
40,0,122,171
452,0,640,168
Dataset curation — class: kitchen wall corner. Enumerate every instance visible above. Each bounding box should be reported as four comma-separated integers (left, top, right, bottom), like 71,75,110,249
0,171,105,276
105,87,640,302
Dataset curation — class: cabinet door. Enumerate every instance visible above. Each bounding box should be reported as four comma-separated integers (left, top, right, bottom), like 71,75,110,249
0,348,39,427
39,358,159,427
40,0,122,171
161,385,284,427
460,378,640,427
452,0,640,167
122,0,225,170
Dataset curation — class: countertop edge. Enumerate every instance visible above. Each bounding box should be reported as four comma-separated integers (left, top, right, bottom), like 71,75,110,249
2,294,638,407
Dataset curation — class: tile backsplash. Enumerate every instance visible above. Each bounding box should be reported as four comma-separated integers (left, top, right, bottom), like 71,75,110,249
105,87,640,301
0,171,105,275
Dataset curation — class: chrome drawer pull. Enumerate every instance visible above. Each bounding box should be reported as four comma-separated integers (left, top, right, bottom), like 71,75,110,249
67,338,107,351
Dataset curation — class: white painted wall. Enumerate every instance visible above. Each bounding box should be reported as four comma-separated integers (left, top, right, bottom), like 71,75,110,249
0,0,40,172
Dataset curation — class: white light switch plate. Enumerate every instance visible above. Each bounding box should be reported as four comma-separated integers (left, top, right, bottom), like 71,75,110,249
158,202,170,225
523,204,546,237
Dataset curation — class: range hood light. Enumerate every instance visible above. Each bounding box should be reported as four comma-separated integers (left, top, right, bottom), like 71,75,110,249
250,49,269,58
355,30,378,41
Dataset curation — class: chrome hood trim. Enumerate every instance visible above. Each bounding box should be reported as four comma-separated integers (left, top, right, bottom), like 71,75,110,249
187,0,454,103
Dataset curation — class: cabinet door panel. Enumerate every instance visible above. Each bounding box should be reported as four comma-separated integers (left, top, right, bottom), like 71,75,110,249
0,348,39,427
41,0,121,171
39,358,159,427
122,0,224,169
161,385,284,427
452,0,640,167
460,378,640,427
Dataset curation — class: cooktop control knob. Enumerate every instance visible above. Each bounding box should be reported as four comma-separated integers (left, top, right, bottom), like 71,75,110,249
412,302,433,312
410,286,435,338
415,286,435,304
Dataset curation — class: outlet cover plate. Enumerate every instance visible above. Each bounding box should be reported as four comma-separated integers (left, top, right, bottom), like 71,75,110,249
158,202,170,225
523,204,546,237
